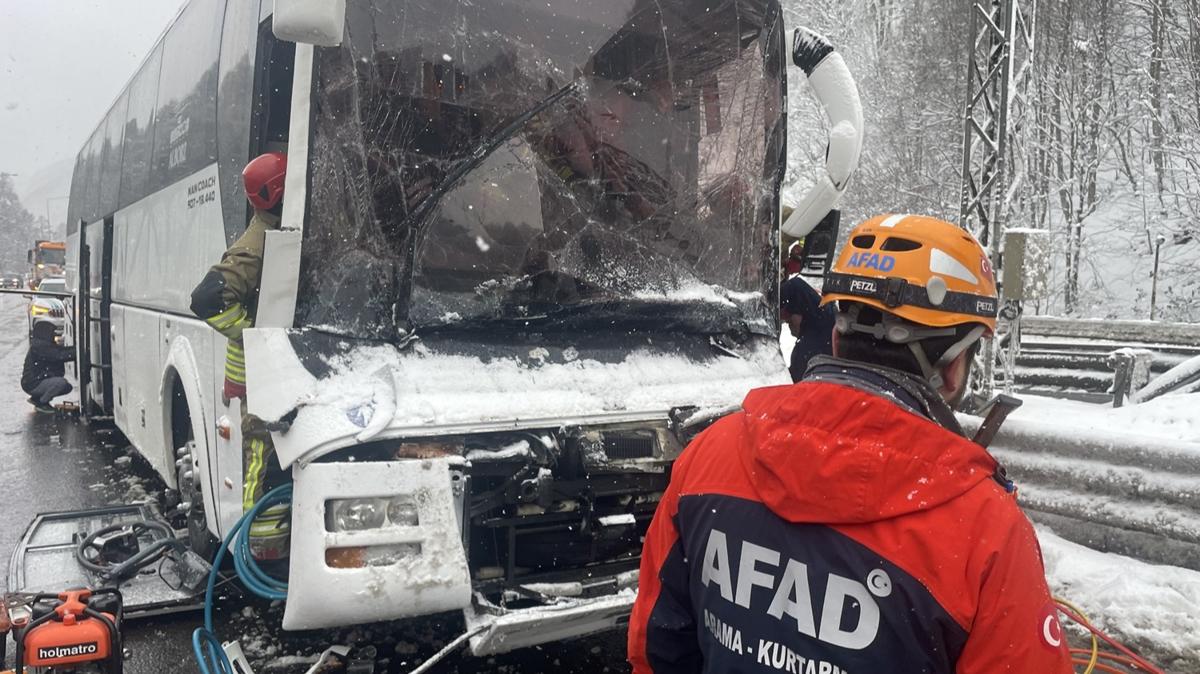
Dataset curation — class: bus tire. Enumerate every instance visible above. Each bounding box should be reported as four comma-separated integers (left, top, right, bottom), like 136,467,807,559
177,440,218,560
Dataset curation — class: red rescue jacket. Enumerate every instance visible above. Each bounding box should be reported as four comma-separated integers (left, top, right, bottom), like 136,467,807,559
628,370,1073,674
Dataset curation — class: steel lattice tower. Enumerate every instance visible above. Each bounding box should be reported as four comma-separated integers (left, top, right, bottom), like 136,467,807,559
959,0,1036,402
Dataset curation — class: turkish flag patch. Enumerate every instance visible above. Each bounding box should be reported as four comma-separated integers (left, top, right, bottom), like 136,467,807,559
1039,603,1066,651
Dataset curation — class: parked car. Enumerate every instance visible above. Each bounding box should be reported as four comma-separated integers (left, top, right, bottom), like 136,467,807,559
2,275,23,289
28,277,68,336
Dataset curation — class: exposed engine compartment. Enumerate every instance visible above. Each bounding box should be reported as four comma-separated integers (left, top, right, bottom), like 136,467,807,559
316,417,697,602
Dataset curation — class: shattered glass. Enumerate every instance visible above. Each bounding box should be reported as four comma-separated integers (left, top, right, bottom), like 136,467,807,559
299,0,786,339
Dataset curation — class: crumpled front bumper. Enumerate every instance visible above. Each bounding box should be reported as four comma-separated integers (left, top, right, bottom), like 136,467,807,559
281,458,472,630
464,586,637,656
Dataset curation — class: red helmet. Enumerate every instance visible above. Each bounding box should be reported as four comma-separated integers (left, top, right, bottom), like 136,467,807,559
242,152,287,210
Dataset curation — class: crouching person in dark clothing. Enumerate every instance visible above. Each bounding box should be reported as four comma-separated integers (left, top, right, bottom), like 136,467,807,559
23,321,74,413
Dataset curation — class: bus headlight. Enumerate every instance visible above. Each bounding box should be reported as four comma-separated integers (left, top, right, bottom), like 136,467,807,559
386,498,419,527
326,498,386,531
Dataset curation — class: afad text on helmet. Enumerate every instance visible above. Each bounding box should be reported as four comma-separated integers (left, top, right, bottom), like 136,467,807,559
846,252,895,272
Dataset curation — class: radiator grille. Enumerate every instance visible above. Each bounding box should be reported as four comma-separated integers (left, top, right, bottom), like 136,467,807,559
602,432,657,460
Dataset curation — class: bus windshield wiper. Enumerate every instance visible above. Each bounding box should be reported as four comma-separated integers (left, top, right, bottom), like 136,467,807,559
401,79,582,232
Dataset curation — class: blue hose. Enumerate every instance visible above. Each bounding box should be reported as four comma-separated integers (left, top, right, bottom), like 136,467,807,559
192,484,293,674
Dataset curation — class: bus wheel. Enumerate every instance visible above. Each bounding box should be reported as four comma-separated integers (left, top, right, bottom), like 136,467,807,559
177,440,218,559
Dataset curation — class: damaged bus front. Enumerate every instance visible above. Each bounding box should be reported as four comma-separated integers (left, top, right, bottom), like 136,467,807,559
242,0,853,653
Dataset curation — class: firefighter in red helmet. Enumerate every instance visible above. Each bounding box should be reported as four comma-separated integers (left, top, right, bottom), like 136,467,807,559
190,152,289,559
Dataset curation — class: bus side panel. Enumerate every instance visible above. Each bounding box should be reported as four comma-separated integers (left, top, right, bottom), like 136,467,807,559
111,304,128,434
111,304,166,481
111,163,227,480
212,333,246,536
112,164,227,316
65,231,80,295
65,230,81,354
161,313,224,534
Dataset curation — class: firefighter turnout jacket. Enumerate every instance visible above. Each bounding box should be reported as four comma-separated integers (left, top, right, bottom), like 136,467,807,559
628,358,1073,674
189,210,279,399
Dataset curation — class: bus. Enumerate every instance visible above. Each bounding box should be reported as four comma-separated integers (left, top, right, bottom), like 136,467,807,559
27,239,66,287
62,0,860,653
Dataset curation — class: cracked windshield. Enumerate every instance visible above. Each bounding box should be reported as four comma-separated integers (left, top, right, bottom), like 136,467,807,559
300,0,784,336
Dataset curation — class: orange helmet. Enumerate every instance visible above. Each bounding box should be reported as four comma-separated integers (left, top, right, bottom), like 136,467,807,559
820,213,998,334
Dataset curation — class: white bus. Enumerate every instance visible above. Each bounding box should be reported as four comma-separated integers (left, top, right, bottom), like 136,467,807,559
63,0,860,653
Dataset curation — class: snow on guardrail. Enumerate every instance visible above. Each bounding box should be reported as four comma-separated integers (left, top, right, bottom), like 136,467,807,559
1021,316,1200,347
959,394,1200,571
1133,353,1200,403
1011,317,1200,395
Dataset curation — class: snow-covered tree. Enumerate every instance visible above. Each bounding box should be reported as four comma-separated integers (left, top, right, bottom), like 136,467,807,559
782,0,1200,321
0,174,39,274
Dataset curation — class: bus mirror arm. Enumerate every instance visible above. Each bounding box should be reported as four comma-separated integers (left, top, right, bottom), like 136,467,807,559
782,27,864,240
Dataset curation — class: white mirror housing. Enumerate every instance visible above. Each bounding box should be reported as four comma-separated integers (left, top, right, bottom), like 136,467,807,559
782,28,864,239
274,0,345,47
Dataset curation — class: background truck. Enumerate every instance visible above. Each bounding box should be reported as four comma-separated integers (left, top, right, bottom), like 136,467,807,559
26,240,66,288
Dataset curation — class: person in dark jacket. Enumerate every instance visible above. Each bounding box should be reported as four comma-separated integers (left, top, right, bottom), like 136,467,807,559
22,320,74,413
781,273,835,382
629,214,1072,674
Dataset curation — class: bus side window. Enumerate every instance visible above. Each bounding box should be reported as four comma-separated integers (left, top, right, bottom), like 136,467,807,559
217,0,263,240
149,0,223,193
119,44,163,210
256,30,295,154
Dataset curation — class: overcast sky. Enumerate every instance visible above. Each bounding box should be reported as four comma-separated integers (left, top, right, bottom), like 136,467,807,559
0,0,187,219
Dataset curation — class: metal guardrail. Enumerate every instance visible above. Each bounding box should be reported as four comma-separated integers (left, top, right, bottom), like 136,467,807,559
1021,316,1200,346
1008,317,1200,395
961,413,1200,570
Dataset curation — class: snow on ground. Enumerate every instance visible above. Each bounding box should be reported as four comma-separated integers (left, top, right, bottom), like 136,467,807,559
1039,527,1200,669
1012,390,1200,444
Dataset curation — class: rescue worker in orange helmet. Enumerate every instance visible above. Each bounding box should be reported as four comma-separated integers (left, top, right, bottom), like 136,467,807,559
189,152,289,559
629,214,1072,673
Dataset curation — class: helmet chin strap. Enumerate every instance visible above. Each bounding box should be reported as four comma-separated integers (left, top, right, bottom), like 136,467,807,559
836,304,986,390
908,325,986,390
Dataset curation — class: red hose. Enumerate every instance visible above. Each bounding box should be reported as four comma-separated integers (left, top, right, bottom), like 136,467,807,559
1057,602,1165,674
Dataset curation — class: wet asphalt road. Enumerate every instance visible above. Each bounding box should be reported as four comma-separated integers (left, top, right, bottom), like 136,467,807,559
0,297,629,674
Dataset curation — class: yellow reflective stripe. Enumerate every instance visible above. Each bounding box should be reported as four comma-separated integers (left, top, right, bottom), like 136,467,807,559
242,438,266,511
242,442,260,510
250,519,290,536
205,308,234,327
226,342,245,356
207,313,243,331
253,504,289,521
250,503,291,538
207,305,247,330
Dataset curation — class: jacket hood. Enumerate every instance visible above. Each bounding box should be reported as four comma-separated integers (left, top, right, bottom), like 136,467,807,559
31,320,57,342
738,381,999,524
